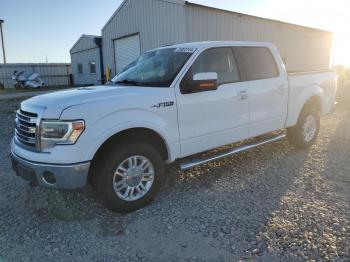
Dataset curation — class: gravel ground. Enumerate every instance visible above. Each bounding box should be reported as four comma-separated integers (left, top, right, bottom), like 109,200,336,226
0,91,50,100
0,95,349,261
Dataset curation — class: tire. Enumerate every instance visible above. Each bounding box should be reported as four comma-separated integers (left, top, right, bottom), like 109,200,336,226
287,106,320,149
94,142,165,213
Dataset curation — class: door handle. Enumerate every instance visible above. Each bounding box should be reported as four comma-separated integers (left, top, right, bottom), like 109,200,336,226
238,90,248,100
277,85,286,94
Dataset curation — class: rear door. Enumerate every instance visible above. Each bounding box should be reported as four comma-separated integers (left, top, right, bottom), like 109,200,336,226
176,47,250,157
235,46,288,137
114,34,141,74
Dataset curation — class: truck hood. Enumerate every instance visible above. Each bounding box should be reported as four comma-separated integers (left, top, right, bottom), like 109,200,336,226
21,85,144,118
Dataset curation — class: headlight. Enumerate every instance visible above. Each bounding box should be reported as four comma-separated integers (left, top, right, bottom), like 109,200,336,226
40,120,85,151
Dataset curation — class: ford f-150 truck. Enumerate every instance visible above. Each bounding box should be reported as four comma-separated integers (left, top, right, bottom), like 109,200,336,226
11,41,337,212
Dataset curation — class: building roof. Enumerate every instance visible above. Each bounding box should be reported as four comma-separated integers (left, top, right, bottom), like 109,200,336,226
70,34,102,54
185,1,332,34
102,0,332,34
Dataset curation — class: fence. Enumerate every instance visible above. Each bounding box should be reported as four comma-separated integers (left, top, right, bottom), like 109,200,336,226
0,63,72,89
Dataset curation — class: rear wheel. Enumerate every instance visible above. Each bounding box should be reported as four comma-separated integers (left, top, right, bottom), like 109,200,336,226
287,106,320,149
94,142,165,213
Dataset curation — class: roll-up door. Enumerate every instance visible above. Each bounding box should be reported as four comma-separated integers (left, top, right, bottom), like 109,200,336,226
113,34,141,74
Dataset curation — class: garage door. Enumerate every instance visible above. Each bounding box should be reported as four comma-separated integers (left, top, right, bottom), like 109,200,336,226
114,34,141,74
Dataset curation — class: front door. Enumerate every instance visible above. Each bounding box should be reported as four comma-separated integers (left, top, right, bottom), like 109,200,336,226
175,47,250,157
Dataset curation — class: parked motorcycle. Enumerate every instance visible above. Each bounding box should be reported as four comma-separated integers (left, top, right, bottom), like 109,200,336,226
12,70,44,89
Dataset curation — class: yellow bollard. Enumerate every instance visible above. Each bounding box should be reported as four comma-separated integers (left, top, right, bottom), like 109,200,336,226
106,65,111,82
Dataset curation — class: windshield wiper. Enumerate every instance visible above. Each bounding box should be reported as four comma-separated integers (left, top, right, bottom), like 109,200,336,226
113,79,141,86
112,79,169,87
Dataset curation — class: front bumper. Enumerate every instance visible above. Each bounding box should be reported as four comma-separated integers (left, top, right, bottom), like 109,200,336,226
10,151,90,190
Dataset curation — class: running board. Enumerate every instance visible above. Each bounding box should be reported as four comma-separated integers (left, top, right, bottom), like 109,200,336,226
179,133,286,171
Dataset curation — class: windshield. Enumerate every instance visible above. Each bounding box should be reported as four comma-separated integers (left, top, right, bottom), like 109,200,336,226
111,47,196,87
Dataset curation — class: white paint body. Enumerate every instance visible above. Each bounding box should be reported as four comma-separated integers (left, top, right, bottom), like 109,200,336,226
11,41,337,167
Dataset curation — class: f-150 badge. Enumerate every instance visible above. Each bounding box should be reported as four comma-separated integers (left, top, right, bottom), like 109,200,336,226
151,101,174,108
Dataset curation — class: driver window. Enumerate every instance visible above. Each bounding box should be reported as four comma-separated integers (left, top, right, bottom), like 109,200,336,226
188,47,240,85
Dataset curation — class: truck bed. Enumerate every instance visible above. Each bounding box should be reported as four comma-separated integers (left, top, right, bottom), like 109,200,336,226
286,70,337,127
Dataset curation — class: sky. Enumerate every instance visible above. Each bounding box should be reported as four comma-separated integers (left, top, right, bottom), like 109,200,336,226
0,0,349,65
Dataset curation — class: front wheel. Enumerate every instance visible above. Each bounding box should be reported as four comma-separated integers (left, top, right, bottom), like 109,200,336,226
94,142,165,213
287,107,320,149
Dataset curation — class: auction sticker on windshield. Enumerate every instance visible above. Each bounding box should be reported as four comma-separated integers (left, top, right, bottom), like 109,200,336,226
175,47,197,53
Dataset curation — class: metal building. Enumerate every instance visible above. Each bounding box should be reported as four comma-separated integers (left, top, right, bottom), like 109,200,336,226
102,0,333,78
70,35,103,85
0,63,71,89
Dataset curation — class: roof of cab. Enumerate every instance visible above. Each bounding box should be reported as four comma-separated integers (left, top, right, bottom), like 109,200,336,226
156,41,275,50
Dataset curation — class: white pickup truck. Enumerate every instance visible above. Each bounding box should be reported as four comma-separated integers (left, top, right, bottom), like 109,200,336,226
11,41,337,212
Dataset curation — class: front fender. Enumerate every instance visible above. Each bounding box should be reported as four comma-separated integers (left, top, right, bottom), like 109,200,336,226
89,115,178,162
61,106,180,163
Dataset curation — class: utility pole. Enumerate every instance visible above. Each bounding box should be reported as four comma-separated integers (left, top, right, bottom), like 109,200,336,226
0,19,6,64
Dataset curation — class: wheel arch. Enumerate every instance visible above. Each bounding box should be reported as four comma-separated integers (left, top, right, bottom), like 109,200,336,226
88,127,171,185
287,84,324,127
291,95,322,127
287,95,321,149
301,95,322,114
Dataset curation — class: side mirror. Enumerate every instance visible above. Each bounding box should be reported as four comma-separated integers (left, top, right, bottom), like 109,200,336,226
181,72,218,94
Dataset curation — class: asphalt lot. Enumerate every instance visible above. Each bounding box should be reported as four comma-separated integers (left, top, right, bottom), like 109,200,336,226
0,92,349,261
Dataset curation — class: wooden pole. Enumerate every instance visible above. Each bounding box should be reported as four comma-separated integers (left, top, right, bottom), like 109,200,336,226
0,20,7,64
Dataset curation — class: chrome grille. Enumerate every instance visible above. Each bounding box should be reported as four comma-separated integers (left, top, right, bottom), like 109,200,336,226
15,109,38,149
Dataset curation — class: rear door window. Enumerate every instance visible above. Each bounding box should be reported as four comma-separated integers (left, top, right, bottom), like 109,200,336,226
236,47,279,81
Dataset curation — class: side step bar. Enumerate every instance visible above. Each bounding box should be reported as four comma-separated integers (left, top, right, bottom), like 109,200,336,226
179,133,286,171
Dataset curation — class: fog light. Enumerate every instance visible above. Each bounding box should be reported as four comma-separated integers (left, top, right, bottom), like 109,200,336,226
42,171,56,185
